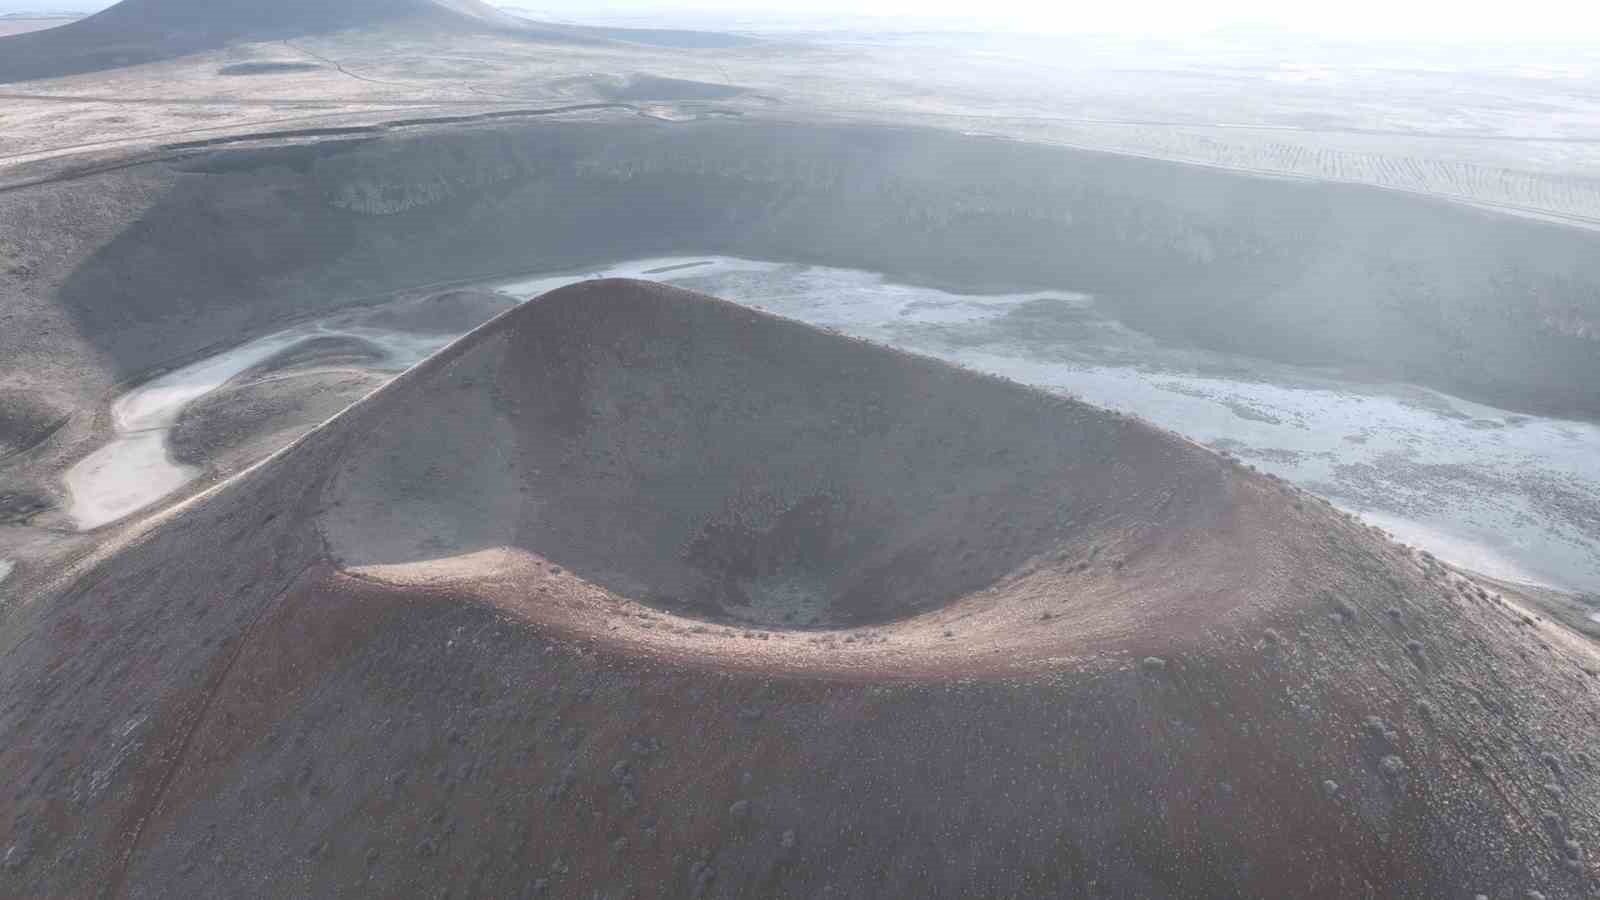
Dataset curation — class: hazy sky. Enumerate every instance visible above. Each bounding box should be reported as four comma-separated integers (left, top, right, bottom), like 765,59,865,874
534,0,1600,43
2,0,1596,43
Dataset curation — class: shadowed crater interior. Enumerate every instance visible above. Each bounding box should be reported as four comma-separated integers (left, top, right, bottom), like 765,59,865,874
319,279,1215,627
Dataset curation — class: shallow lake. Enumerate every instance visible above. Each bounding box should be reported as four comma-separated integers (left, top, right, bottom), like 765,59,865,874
62,321,462,530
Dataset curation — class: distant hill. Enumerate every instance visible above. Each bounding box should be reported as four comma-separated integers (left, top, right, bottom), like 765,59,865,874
82,0,529,30
0,0,586,82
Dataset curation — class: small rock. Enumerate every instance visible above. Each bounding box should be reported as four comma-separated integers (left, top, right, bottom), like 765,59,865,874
1540,751,1563,776
729,800,751,820
1364,716,1398,745
1322,780,1339,796
1141,657,1166,672
610,760,635,786
3,844,30,872
780,829,796,849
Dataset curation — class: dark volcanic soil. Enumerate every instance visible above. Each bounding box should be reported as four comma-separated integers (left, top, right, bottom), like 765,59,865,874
2,280,1596,899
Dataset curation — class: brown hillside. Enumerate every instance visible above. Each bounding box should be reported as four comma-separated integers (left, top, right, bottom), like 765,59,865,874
1,280,1597,898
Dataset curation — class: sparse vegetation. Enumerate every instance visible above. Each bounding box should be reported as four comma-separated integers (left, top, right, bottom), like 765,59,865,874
1,22,1598,894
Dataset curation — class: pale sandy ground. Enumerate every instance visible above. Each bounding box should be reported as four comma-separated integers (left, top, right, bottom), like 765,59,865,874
5,24,1600,226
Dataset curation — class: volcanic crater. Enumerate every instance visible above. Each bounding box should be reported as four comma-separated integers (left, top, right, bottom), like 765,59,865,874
5,282,1600,900
3,0,1600,894
320,279,1234,652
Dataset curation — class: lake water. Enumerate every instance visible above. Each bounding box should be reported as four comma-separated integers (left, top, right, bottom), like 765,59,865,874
61,255,1600,597
62,321,462,530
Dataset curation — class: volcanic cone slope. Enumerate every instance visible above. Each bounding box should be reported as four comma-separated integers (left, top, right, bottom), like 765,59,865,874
3,280,1598,898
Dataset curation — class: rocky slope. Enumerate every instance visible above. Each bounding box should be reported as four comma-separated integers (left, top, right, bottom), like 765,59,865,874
1,280,1596,898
